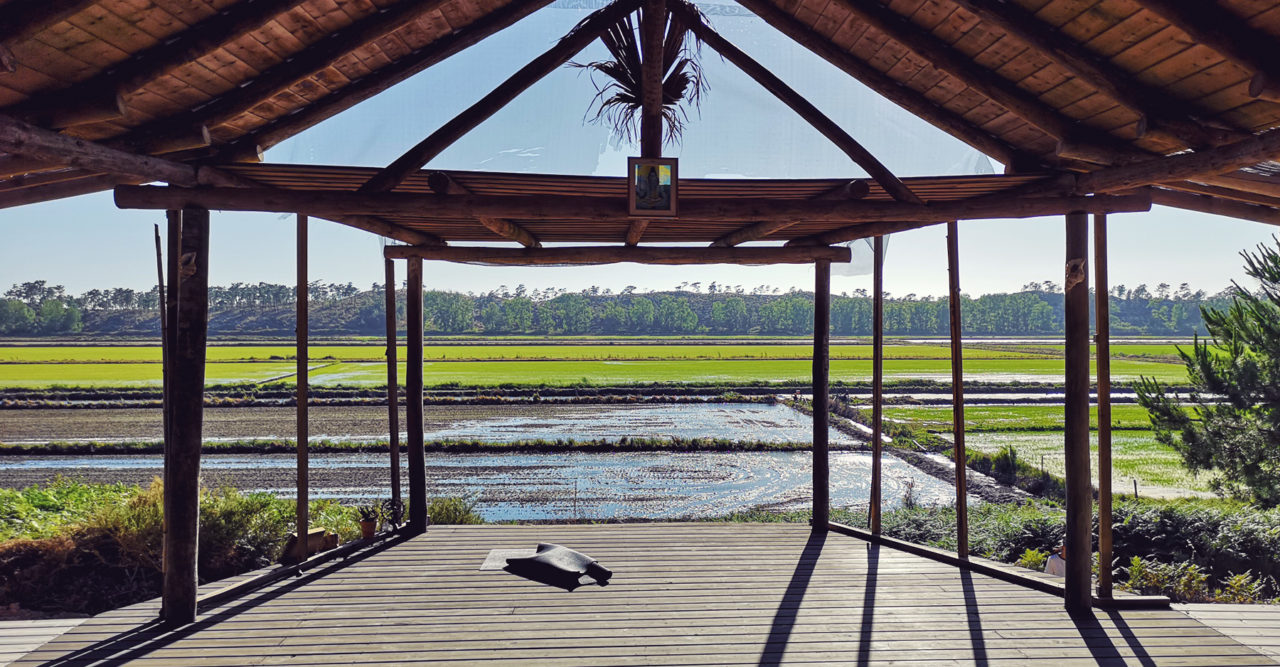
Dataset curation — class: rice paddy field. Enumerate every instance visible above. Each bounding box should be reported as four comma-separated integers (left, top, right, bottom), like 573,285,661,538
0,341,1190,388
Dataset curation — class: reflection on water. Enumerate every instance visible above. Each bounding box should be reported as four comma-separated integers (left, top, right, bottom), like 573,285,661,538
9,450,958,521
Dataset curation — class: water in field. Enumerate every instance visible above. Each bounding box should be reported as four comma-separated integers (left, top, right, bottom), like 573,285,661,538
3,450,955,521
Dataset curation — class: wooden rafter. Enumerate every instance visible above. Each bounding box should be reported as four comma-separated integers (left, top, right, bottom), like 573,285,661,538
359,0,642,194
731,0,1039,171
383,244,852,265
710,179,873,247
2,0,309,128
673,3,921,206
215,0,554,159
1074,131,1280,194
1134,0,1280,104
0,0,97,73
113,184,1153,225
627,0,668,246
1151,187,1280,226
0,173,136,210
947,0,1246,148
427,172,540,247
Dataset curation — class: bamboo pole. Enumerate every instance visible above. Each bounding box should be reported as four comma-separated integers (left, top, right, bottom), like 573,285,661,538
294,215,309,562
1095,213,1114,599
1064,210,1093,612
384,258,401,506
947,221,968,560
870,235,884,535
161,207,209,626
405,258,427,533
812,260,831,530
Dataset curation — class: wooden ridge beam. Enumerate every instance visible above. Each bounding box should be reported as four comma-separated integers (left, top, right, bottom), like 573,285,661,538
115,184,1154,225
832,0,1121,151
947,0,1245,148
216,0,553,157
1,0,309,127
1134,0,1280,104
0,0,97,73
113,0,458,152
674,3,920,205
383,244,852,265
1151,187,1280,226
360,0,640,194
1074,131,1280,194
427,172,539,247
732,0,1039,171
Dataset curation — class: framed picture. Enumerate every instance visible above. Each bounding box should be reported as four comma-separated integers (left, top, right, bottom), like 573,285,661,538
628,157,678,217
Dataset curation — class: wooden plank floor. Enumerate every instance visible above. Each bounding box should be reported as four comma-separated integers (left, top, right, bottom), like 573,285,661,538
0,618,84,666
1177,603,1280,662
15,523,1279,666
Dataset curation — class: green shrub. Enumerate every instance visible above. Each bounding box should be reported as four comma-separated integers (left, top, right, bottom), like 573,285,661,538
426,497,484,525
1016,548,1048,571
1216,572,1267,603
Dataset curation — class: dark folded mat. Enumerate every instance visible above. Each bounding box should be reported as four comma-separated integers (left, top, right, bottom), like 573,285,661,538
505,543,612,590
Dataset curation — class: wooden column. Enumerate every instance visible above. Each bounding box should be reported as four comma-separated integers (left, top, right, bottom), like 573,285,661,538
812,260,831,530
640,0,665,157
405,258,427,533
384,258,401,506
869,235,884,534
161,207,209,626
294,215,309,562
1064,210,1093,612
947,221,969,560
1094,213,1114,599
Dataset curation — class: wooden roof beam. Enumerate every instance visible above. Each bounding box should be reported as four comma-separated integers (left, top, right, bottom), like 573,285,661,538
1151,188,1280,226
732,0,1039,171
1073,131,1280,194
426,172,540,247
672,3,921,205
215,0,554,158
0,173,136,210
113,0,460,152
627,0,668,246
1134,0,1280,104
1,0,309,128
947,0,1246,148
0,0,97,73
831,0,1119,152
384,244,852,265
711,180,871,247
113,185,1153,226
359,0,641,194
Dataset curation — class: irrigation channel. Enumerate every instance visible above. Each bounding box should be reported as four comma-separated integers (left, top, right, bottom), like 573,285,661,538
0,403,964,520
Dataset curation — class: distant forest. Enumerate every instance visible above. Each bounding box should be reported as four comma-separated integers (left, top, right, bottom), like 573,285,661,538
0,279,1234,338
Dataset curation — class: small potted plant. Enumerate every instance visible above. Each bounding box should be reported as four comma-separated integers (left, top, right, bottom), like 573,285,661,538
357,504,380,539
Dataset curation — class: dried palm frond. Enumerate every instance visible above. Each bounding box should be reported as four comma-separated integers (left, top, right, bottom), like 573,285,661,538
571,0,709,147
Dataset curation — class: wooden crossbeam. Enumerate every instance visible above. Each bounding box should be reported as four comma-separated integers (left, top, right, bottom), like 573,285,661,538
1151,188,1280,226
1074,131,1280,194
731,0,1038,171
359,0,641,194
115,184,1154,226
384,244,852,265
216,0,553,158
427,172,540,247
1134,0,1280,104
2,0,308,127
674,3,920,206
946,0,1245,149
0,173,136,210
0,0,97,73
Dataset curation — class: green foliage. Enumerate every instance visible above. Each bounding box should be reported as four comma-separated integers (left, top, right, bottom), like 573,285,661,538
425,496,484,525
1136,237,1280,506
1217,571,1267,603
0,477,138,540
1016,548,1048,570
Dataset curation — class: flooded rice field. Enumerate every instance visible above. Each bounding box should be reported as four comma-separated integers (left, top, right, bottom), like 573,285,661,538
0,402,857,445
1,450,954,521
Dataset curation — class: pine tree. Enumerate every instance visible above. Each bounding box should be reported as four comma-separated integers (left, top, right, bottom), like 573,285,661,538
1136,237,1280,505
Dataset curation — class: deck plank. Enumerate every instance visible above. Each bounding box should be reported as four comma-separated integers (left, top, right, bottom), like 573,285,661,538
14,524,1279,666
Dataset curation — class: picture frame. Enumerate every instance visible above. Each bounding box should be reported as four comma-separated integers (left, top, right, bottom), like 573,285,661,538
627,157,678,217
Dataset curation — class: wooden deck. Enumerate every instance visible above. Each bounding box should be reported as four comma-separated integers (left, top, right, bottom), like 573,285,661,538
15,523,1279,666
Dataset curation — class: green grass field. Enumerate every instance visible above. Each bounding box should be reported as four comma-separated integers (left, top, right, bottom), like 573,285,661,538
883,404,1161,431
967,431,1213,495
0,362,306,387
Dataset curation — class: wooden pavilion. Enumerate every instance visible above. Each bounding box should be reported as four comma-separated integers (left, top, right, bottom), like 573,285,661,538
5,0,1280,660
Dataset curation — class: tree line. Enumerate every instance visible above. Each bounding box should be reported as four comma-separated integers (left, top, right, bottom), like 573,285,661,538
0,279,1234,337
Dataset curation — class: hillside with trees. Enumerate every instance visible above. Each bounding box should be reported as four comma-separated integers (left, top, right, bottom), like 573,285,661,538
0,279,1233,338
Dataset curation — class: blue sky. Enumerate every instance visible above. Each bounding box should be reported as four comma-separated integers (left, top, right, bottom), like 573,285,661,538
1,0,1275,298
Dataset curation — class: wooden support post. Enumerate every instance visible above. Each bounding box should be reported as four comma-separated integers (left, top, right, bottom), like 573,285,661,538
156,216,173,605
640,0,665,157
161,207,209,626
812,260,831,530
1063,210,1093,612
405,258,427,533
294,215,309,562
1094,214,1114,599
946,221,968,560
384,258,401,506
870,235,884,535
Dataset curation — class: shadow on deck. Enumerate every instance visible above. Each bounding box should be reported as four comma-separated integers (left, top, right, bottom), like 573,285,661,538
15,523,1278,666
